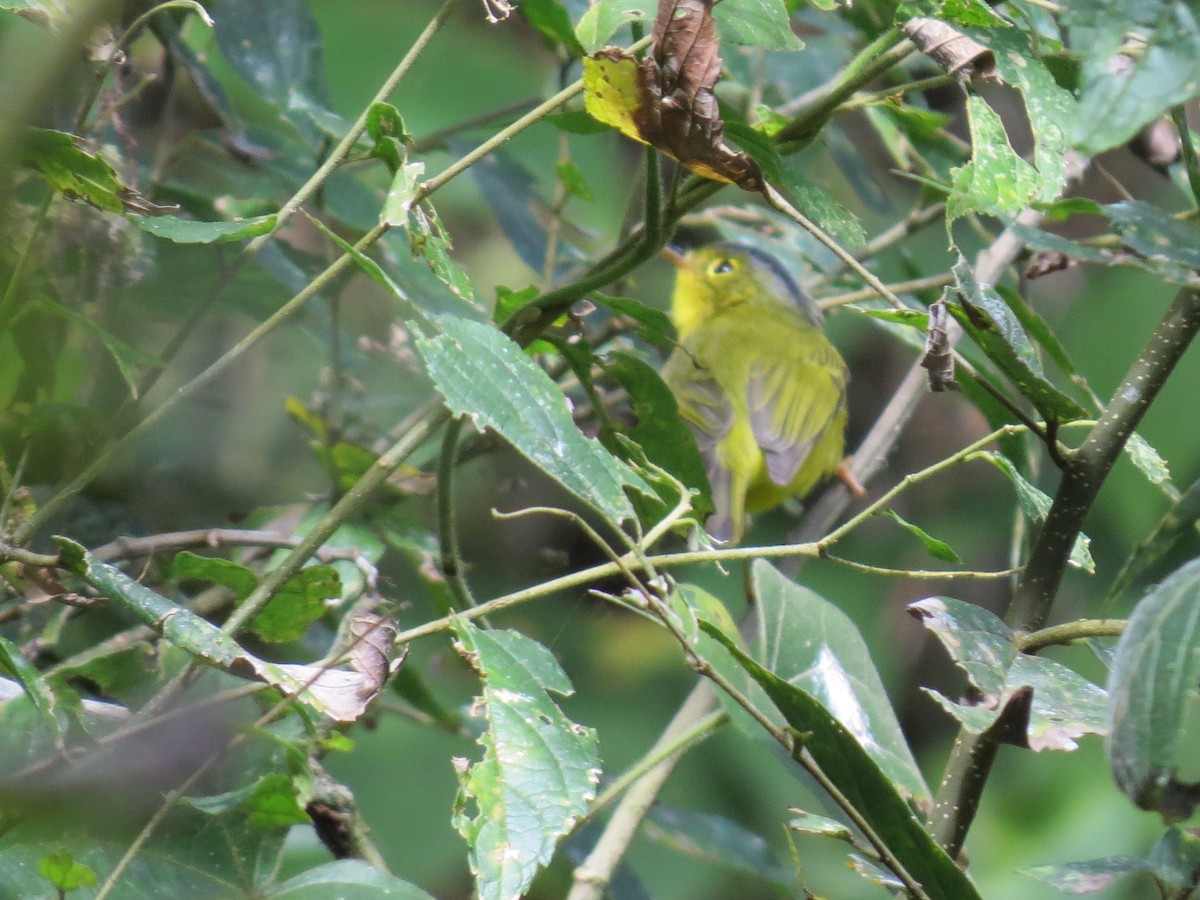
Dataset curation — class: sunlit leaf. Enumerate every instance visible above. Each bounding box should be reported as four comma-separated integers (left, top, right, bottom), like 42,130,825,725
1108,556,1200,821
701,621,982,900
452,621,600,900
37,849,96,892
751,561,930,802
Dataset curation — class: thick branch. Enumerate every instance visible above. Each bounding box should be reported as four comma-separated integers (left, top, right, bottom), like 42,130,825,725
1007,286,1200,632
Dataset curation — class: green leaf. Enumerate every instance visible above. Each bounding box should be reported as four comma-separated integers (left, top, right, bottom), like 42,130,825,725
1065,0,1200,154
879,508,963,563
700,621,982,900
575,0,648,52
37,849,96,891
1022,856,1150,893
1126,432,1172,486
0,635,64,743
365,101,411,173
1107,556,1200,820
973,451,1096,572
951,257,1090,425
415,315,651,526
451,621,600,900
172,551,258,599
776,156,865,248
644,806,793,890
992,284,1080,382
18,128,138,214
1105,200,1200,280
382,161,425,226
267,860,436,898
248,565,339,643
555,159,594,201
519,0,586,56
713,0,804,50
1109,475,1200,601
751,561,930,802
27,296,164,399
590,292,675,346
207,0,327,113
856,307,929,329
391,665,462,731
408,203,475,303
947,94,1042,226
911,597,1108,751
962,25,1075,203
242,773,310,831
132,214,278,243
788,811,854,841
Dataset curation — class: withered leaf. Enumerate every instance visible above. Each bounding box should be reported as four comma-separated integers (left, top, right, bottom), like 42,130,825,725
582,0,765,192
903,18,995,81
920,297,957,391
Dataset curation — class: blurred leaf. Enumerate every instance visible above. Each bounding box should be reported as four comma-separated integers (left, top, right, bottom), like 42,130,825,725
712,0,803,50
242,773,310,831
776,155,865,248
600,350,714,521
644,806,793,890
993,284,1080,382
133,214,278,243
451,621,600,900
952,257,1090,425
493,284,540,326
856,307,929,329
1109,475,1200,601
248,565,339,643
787,811,853,841
415,315,651,526
458,143,559,274
864,104,965,178
520,0,586,56
1108,556,1200,821
974,451,1096,572
575,0,648,51
0,635,63,742
1022,856,1150,894
1065,0,1200,154
37,849,96,892
963,25,1074,202
391,664,462,731
17,128,170,215
879,508,963,563
556,159,594,201
55,539,377,722
30,296,164,399
172,551,258,599
751,561,930,802
590,292,674,345
947,94,1041,226
911,598,1107,751
1126,432,1172,485
207,0,328,116
266,860,436,898
1147,826,1200,894
1105,200,1200,280
701,621,982,900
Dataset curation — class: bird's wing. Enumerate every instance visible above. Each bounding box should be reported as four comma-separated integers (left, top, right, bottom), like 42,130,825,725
747,342,847,487
661,348,737,539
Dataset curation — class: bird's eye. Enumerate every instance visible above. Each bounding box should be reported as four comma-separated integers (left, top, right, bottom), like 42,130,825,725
707,258,737,276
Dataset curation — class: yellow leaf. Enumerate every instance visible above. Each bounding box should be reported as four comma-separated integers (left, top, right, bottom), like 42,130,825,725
582,49,648,146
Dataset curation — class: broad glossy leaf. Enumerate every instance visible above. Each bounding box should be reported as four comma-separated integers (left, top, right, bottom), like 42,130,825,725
947,94,1042,225
645,806,792,889
712,0,803,50
974,451,1095,572
133,214,277,243
1065,0,1200,154
1108,556,1200,820
267,860,436,899
415,315,651,526
452,621,600,900
701,622,982,900
752,561,929,802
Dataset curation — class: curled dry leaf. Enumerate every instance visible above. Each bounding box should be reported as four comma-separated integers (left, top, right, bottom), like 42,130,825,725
583,0,765,192
348,612,402,698
920,297,956,391
903,18,995,81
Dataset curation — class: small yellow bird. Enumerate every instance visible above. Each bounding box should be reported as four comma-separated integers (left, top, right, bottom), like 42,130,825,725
660,243,849,543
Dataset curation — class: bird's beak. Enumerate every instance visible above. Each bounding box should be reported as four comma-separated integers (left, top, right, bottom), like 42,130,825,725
660,245,687,268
